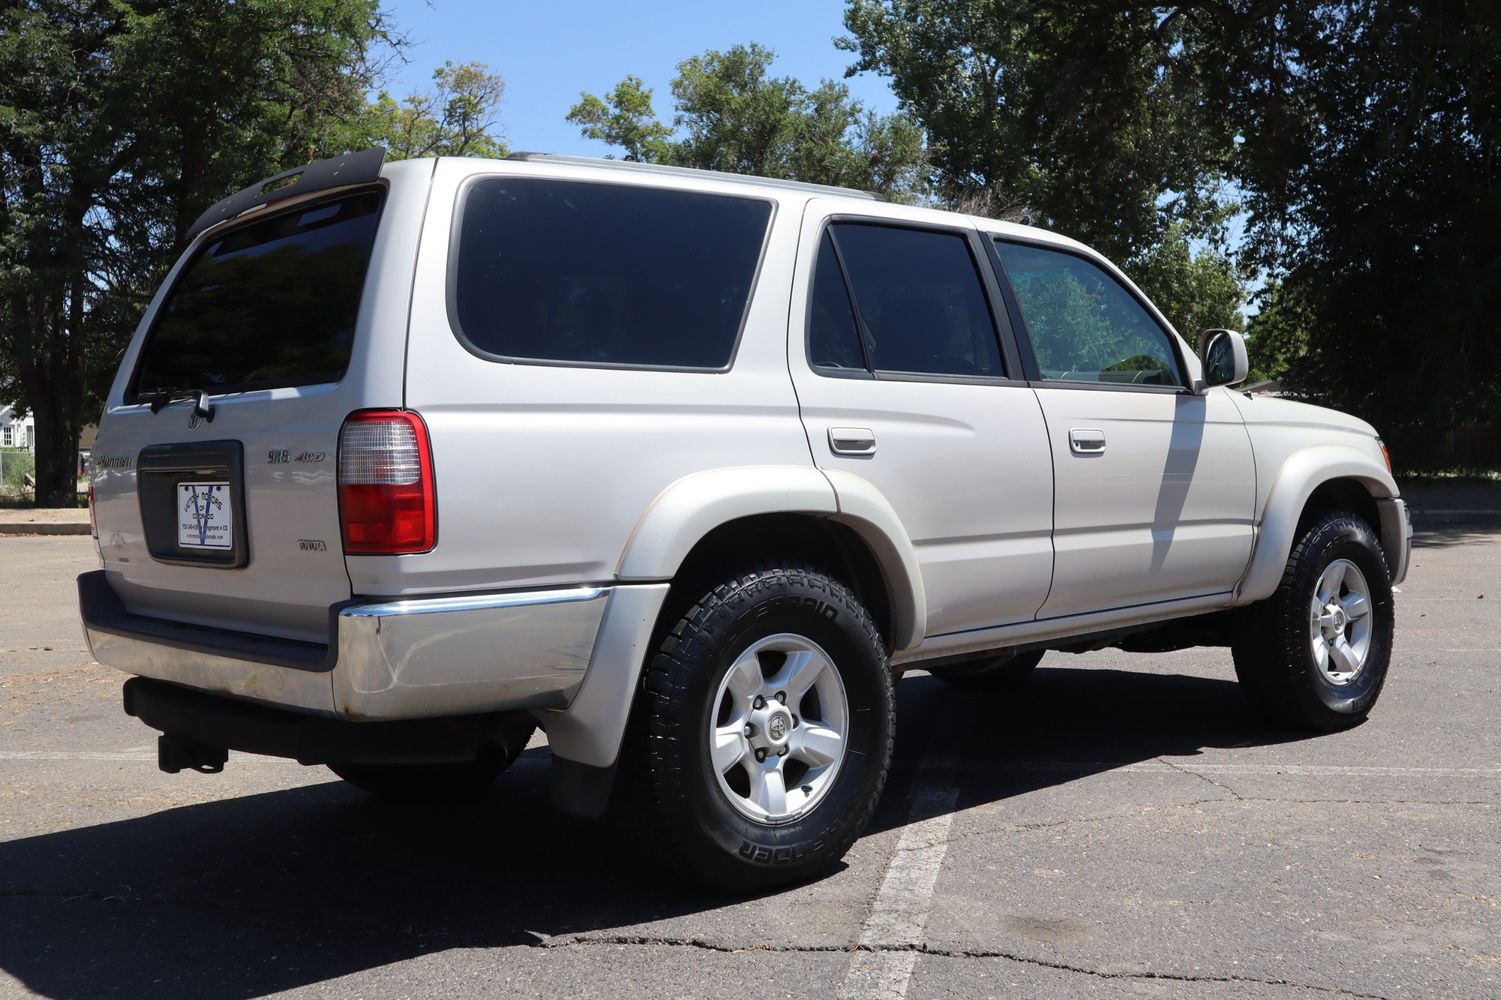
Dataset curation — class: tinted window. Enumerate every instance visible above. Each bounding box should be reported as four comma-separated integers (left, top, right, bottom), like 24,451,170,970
830,224,1002,377
133,191,382,397
995,241,1182,386
453,179,772,368
808,231,866,371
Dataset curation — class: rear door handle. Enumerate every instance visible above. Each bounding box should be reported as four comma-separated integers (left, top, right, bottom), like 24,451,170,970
1069,427,1106,455
829,426,877,456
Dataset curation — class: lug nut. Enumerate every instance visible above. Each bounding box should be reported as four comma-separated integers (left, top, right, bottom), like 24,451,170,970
777,747,788,757
743,724,755,738
791,715,799,727
752,695,766,710
775,691,786,704
755,748,767,762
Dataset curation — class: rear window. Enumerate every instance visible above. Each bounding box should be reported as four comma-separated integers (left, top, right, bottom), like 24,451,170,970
451,178,773,369
131,190,383,399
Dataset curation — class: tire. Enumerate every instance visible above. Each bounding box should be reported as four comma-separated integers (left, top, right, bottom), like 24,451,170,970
1232,511,1394,731
927,649,1044,688
623,563,894,892
328,718,536,801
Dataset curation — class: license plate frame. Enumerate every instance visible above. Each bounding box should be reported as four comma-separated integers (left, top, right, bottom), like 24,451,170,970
137,441,249,568
176,481,234,550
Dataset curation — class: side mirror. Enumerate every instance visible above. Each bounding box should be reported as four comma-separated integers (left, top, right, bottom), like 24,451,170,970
1197,329,1249,390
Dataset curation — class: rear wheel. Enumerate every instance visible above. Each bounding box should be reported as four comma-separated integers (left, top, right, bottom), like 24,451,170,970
927,649,1044,687
623,564,894,892
1232,511,1394,731
328,718,536,800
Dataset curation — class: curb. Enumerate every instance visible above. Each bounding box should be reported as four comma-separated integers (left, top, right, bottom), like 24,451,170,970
0,523,91,536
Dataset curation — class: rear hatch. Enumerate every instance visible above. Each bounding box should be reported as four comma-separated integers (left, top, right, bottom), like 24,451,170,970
90,173,418,645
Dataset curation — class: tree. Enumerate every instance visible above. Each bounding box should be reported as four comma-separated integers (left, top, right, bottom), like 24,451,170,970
337,60,507,160
1202,2,1501,436
568,43,927,199
1127,222,1245,346
0,0,396,505
839,1,1235,261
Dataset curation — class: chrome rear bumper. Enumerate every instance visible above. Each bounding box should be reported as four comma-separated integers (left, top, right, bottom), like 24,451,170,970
78,570,611,719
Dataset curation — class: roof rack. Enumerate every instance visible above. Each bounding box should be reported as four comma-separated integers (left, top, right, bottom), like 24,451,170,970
504,152,882,201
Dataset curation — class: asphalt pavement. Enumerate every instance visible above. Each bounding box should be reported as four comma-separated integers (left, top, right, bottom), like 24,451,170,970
0,523,1496,1000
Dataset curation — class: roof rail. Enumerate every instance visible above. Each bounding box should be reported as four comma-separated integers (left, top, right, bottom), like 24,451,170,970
504,152,882,201
186,149,387,243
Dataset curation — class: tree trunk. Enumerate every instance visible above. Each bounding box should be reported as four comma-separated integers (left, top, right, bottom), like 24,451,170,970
30,396,80,508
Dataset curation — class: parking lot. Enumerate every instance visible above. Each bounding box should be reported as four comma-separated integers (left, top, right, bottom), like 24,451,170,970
1,521,1496,1000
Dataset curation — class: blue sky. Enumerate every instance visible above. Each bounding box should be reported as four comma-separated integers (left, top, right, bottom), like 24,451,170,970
379,0,899,157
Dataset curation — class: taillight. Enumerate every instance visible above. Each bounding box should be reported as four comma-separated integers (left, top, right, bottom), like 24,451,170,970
87,484,98,538
338,409,436,555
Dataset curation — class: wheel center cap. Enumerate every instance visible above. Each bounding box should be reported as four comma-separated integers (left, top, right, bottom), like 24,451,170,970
1332,608,1346,629
765,707,791,745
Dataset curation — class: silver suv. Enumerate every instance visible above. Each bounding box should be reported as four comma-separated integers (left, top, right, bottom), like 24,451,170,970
80,150,1412,891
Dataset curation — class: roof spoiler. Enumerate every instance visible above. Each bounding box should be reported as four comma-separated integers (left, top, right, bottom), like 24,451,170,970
185,148,387,243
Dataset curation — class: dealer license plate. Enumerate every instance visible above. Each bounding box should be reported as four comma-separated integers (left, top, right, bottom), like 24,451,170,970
177,482,233,549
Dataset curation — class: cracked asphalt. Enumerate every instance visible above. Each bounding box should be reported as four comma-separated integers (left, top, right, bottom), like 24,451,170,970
1,521,1497,1000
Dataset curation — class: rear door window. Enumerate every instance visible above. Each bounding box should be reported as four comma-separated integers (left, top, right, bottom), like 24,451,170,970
451,178,773,369
131,190,383,399
823,223,1003,378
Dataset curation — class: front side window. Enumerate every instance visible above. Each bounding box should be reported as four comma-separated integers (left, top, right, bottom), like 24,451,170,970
994,240,1182,387
825,223,1003,377
452,178,772,369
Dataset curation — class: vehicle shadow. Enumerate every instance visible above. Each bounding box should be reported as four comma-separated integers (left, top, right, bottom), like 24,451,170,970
0,665,1305,999
1411,519,1501,549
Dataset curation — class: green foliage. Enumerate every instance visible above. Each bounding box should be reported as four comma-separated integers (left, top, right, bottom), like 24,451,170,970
0,447,35,494
1203,2,1501,431
568,43,927,199
840,1,1234,261
1126,223,1245,345
337,60,507,160
0,0,395,504
1243,282,1310,385
568,76,674,163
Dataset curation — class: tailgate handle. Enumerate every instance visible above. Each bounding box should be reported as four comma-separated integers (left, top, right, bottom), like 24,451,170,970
829,427,877,456
1069,428,1106,455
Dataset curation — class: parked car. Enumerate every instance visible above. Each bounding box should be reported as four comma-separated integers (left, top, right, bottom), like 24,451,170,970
79,150,1411,891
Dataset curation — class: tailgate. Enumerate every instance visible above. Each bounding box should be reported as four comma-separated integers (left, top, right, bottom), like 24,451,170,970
89,163,432,645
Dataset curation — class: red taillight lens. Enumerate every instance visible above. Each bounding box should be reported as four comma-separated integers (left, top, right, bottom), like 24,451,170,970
87,484,97,539
338,410,436,555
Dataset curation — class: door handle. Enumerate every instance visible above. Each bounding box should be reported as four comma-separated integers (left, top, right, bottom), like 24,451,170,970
829,426,877,456
1069,427,1106,455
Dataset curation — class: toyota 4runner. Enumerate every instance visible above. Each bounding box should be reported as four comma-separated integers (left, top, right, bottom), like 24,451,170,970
79,150,1412,891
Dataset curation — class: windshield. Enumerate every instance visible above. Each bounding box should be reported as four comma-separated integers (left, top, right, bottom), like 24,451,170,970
130,189,383,399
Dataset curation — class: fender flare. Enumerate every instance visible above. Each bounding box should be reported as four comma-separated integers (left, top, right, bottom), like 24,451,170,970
821,469,927,652
1238,446,1398,603
615,465,839,579
615,465,926,651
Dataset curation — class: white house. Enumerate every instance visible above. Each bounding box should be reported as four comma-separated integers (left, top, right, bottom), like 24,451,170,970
0,404,35,453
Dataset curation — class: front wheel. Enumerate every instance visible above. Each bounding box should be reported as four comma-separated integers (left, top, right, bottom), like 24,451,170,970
624,564,894,892
1232,511,1394,731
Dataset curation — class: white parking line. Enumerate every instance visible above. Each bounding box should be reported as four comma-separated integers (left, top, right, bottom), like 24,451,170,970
839,708,972,1000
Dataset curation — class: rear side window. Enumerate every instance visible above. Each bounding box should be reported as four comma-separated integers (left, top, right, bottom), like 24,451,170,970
132,190,383,398
452,179,772,369
824,223,1003,377
994,240,1182,386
